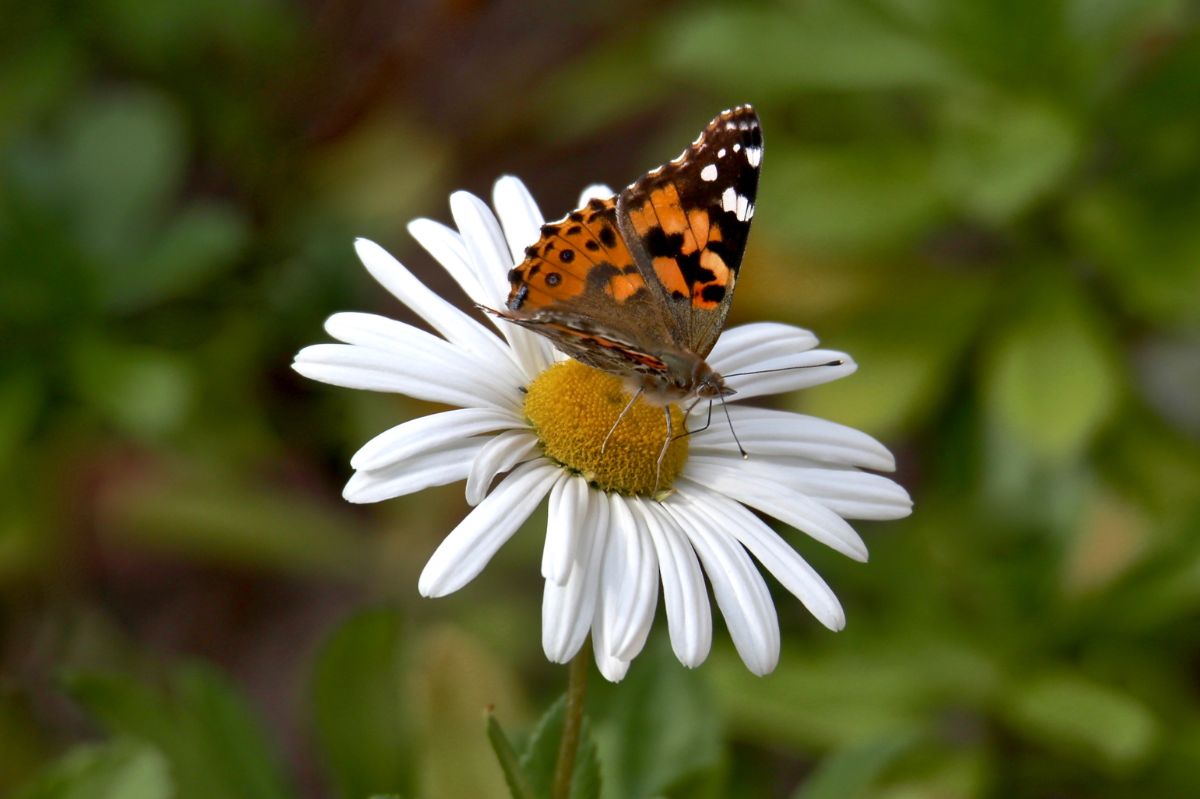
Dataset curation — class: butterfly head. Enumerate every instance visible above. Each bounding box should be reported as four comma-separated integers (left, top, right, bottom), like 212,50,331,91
655,350,733,402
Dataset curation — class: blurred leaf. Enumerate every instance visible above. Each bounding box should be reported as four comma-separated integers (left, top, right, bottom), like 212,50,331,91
486,711,536,799
65,665,291,799
791,729,921,799
588,641,720,799
982,276,1121,462
800,272,991,437
11,741,171,799
308,111,448,230
311,608,414,799
0,33,83,146
518,695,600,799
70,338,193,440
1002,671,1159,771
935,95,1079,222
663,3,964,93
414,626,523,799
0,371,41,466
101,202,249,312
710,640,996,751
1066,189,1200,325
762,144,944,251
103,465,366,576
62,89,187,257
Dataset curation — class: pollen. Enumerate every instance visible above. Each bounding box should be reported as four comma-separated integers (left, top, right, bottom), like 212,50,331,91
524,360,688,497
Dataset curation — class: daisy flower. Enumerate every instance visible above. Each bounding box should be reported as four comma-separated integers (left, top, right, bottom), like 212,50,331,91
292,176,911,681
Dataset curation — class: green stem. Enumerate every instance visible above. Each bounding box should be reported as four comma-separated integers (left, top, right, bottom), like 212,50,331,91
551,640,590,799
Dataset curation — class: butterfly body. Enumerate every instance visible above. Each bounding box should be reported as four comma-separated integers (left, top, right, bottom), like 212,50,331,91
494,105,762,405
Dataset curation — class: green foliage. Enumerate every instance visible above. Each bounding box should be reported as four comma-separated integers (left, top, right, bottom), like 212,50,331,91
311,609,415,799
61,666,291,799
4,0,1200,797
12,742,171,799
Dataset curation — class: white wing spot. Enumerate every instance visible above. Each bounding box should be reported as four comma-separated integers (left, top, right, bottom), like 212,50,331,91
700,164,718,182
717,147,726,158
745,146,762,167
721,187,737,213
735,194,749,221
733,143,742,152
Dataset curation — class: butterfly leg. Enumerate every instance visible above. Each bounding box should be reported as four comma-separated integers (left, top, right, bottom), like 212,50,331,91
601,387,644,456
675,398,713,441
655,406,673,492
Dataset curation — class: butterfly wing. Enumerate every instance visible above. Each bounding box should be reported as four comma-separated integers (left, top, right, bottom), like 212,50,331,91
617,105,762,359
499,195,676,378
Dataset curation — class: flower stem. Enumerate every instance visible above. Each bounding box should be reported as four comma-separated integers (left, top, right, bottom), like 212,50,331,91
552,641,590,799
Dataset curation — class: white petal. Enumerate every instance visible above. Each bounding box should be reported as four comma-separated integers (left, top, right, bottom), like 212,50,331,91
591,615,631,683
343,439,483,504
597,495,659,662
726,458,913,520
293,343,512,411
663,495,780,676
542,475,588,584
690,405,897,471
419,461,560,597
724,349,858,402
492,176,544,264
707,323,819,375
684,459,869,562
677,481,845,631
350,408,521,471
352,238,520,373
577,184,614,205
465,430,542,506
405,218,490,306
635,498,711,668
543,489,609,662
450,190,556,378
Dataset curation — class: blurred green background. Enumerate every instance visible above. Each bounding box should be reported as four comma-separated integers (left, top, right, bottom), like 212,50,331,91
3,0,1200,797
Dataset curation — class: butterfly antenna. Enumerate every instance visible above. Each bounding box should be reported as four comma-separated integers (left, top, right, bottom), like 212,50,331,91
722,359,845,379
601,388,644,456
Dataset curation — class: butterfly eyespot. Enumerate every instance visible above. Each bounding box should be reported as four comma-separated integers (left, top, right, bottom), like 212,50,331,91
559,250,575,263
545,272,562,287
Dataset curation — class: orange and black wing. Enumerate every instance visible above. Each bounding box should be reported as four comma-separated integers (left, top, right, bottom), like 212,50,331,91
617,105,762,358
499,195,674,379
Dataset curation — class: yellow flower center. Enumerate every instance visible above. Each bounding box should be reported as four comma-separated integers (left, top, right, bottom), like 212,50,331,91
524,360,688,497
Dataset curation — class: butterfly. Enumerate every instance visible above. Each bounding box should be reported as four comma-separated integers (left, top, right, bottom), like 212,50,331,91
494,105,762,417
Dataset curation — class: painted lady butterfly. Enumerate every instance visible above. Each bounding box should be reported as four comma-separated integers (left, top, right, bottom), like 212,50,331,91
493,106,763,416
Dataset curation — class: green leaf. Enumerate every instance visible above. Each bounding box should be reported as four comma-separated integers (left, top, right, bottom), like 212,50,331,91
486,711,536,799
70,337,192,440
11,741,171,799
519,695,565,799
61,89,187,257
1002,672,1159,771
590,641,721,799
65,665,291,799
983,277,1121,462
311,609,415,799
102,465,366,576
662,3,963,93
935,95,1080,222
791,730,921,799
101,202,249,313
517,696,600,799
763,143,945,252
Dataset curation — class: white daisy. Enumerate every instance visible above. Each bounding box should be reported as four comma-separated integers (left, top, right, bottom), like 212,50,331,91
292,176,912,681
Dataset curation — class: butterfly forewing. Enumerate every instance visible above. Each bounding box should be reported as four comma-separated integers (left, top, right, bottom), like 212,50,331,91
616,105,762,359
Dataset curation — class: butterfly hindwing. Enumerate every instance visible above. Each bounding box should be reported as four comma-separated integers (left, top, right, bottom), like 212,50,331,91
617,105,762,359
